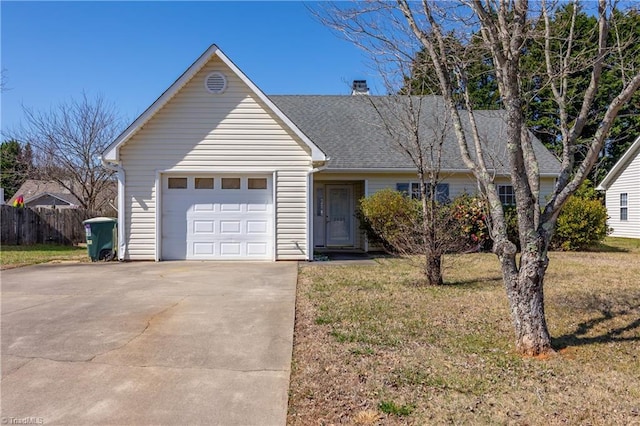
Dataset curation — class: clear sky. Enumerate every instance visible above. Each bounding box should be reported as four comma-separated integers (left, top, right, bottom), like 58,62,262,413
0,1,383,134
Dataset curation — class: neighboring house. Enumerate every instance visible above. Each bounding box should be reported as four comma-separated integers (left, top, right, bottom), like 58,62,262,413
102,44,561,261
8,180,81,209
7,179,117,211
597,135,640,239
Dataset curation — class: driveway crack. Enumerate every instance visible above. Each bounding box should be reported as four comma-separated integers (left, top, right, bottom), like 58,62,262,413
88,297,187,362
1,295,74,316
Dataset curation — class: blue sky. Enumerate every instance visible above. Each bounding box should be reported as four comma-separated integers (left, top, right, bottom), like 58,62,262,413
1,1,382,134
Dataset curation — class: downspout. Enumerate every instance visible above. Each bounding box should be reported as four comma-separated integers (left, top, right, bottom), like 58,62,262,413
306,161,330,261
101,157,126,261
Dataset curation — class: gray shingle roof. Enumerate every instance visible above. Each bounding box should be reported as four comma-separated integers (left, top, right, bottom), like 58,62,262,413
270,95,561,175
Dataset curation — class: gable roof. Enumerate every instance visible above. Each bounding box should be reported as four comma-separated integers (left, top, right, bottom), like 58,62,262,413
25,192,76,206
8,179,117,210
102,44,325,163
270,95,561,176
9,180,80,206
597,135,640,190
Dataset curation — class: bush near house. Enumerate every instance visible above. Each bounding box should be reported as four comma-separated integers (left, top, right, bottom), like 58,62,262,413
551,195,610,251
361,186,609,253
359,189,422,251
450,194,492,251
360,190,493,254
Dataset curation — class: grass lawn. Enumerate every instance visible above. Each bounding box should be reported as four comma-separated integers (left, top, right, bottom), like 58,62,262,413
0,244,89,270
288,237,640,425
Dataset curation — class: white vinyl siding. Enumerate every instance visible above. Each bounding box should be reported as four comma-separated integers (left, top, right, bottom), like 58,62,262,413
315,172,556,204
605,151,640,238
120,56,312,260
314,172,557,252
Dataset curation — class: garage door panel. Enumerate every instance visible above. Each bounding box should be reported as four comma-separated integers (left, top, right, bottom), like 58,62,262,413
220,203,242,212
220,221,241,234
162,175,273,260
193,242,215,256
247,203,268,212
193,220,215,235
220,242,241,256
194,203,215,212
247,220,268,234
247,242,268,256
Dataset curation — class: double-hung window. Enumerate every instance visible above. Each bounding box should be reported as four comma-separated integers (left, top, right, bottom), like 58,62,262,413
396,182,450,203
498,185,516,206
620,193,628,221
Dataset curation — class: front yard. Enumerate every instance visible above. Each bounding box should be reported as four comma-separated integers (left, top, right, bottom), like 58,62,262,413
288,238,640,424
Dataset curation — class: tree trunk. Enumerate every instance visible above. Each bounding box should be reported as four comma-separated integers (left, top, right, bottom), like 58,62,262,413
500,250,553,356
425,250,443,286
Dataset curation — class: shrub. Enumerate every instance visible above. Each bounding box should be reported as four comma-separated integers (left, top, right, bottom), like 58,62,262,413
551,195,609,251
450,194,492,251
360,190,491,254
359,189,421,251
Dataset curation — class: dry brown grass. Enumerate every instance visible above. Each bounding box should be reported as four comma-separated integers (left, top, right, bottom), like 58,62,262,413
288,238,640,425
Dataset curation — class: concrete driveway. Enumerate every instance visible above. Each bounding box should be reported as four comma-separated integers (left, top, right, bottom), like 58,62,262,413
1,261,298,425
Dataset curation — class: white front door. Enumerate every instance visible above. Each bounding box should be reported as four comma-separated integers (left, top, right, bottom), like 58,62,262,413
326,185,353,247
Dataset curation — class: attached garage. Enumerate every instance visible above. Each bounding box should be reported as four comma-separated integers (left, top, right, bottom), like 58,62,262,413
100,45,326,261
161,174,273,260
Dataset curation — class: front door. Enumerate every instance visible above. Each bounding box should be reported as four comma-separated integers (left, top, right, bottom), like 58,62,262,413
326,184,354,246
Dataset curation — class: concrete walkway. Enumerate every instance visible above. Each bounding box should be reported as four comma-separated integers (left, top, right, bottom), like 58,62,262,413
1,261,298,425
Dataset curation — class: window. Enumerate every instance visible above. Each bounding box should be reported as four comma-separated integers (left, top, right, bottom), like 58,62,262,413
498,185,516,205
248,178,267,190
396,182,449,203
221,177,241,189
621,193,628,221
195,177,214,189
168,177,188,189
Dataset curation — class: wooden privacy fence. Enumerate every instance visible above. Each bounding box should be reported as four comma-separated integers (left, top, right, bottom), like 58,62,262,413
1,205,117,246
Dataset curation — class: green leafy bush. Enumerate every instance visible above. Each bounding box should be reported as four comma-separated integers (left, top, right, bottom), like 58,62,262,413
451,193,492,251
359,189,421,251
360,190,490,254
551,195,610,251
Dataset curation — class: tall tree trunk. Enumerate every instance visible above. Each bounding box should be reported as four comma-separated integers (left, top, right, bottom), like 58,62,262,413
500,248,553,356
425,250,443,286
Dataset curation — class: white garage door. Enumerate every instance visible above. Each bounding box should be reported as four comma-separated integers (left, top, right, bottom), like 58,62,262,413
161,175,273,260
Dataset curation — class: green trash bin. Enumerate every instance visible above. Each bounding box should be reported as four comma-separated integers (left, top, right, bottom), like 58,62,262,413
83,217,117,261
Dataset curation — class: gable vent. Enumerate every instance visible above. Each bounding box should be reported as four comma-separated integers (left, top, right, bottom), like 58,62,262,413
204,72,227,94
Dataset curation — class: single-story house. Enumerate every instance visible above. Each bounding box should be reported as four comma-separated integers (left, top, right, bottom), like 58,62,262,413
102,44,561,261
597,135,640,239
7,179,117,211
8,180,82,209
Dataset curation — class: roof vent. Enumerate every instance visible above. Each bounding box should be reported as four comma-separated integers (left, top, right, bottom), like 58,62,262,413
205,72,227,94
351,80,369,95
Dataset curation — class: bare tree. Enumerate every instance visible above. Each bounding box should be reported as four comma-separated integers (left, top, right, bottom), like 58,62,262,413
318,0,640,355
365,94,468,285
14,93,123,211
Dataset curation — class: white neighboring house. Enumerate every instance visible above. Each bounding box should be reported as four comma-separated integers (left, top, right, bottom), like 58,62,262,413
597,135,640,239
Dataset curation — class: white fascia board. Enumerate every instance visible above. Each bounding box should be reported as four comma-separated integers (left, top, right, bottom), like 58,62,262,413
596,135,640,190
214,49,326,162
317,168,560,179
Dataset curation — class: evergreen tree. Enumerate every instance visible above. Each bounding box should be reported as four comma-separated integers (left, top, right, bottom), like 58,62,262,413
0,140,33,199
